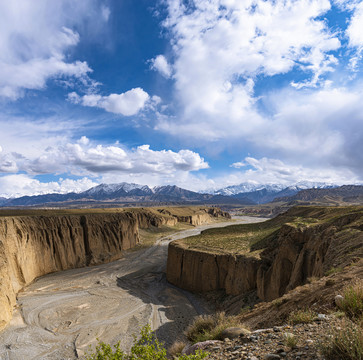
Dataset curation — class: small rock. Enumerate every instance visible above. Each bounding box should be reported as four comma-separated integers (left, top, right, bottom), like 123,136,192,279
264,354,281,359
335,294,344,308
182,340,221,355
221,327,251,340
317,313,327,320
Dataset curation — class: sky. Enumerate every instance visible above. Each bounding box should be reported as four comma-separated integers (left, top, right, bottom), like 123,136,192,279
0,0,363,198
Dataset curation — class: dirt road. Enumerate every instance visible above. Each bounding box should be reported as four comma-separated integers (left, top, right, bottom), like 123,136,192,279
0,216,266,360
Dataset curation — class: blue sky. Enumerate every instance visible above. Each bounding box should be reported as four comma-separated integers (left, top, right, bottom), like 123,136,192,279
0,0,363,197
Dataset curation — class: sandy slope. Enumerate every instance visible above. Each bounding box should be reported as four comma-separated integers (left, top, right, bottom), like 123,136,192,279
0,216,266,360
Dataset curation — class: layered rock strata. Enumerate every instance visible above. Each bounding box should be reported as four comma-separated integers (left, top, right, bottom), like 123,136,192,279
0,207,229,331
167,207,363,302
0,212,139,330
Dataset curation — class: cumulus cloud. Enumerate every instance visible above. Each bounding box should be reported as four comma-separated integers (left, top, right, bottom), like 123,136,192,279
0,1,108,100
155,0,346,141
150,55,172,78
228,157,361,187
0,175,97,198
0,137,209,178
69,88,151,116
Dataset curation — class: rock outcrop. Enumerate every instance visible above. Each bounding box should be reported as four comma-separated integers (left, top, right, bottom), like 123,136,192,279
0,212,139,331
167,206,363,302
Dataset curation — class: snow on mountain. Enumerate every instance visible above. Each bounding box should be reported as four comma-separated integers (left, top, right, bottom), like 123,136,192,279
212,182,337,196
84,182,150,195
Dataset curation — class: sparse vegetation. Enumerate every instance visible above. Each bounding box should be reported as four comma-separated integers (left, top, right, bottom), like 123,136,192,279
319,319,363,360
284,332,297,349
288,309,317,324
169,340,187,357
185,312,239,344
325,266,344,276
86,324,208,360
336,280,363,321
272,297,287,308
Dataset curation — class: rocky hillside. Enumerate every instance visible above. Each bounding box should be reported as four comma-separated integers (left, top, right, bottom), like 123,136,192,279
167,206,363,302
0,206,229,331
274,184,363,205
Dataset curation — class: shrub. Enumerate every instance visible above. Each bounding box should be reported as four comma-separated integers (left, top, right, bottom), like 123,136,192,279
288,309,316,324
86,324,208,360
284,332,297,349
185,312,239,344
337,280,363,321
169,340,187,357
320,319,363,360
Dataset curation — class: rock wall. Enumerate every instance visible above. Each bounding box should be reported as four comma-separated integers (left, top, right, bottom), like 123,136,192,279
167,245,259,294
167,210,363,302
0,212,139,330
0,206,230,331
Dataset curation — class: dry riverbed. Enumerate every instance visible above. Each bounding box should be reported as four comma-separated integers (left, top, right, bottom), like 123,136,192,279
0,216,267,360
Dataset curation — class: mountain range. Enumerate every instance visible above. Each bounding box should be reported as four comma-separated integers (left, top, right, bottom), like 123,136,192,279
0,181,362,208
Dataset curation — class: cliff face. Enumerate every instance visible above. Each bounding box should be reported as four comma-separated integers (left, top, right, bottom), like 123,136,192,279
0,212,139,330
167,208,363,302
0,206,230,331
167,245,259,294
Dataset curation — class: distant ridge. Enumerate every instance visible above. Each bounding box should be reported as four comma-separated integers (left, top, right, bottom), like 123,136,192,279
0,183,253,208
1,182,362,208
274,184,363,204
209,181,337,204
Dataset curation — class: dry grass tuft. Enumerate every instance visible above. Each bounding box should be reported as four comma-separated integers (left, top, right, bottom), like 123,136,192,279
337,280,363,321
320,319,363,360
185,312,240,344
288,309,317,324
168,340,187,357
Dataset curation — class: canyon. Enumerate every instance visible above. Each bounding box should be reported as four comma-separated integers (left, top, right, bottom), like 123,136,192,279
167,206,363,302
0,206,233,359
0,207,229,333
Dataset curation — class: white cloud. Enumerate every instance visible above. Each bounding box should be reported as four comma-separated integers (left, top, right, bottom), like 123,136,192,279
101,6,111,22
156,0,344,144
0,175,97,198
227,157,361,188
0,1,107,100
69,88,151,116
150,55,172,78
0,137,209,178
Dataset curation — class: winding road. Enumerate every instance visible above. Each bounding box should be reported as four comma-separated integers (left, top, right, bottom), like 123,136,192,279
0,216,266,360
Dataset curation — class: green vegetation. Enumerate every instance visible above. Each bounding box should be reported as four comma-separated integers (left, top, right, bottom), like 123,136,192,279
184,312,240,344
288,309,317,324
176,205,363,259
138,222,193,248
320,280,363,360
337,280,363,321
86,325,208,360
320,319,363,360
325,266,344,276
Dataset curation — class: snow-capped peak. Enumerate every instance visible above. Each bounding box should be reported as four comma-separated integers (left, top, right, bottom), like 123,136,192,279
85,182,149,194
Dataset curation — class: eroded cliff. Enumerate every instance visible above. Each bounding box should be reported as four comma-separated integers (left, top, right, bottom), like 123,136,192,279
167,206,363,302
0,212,139,330
0,206,229,331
